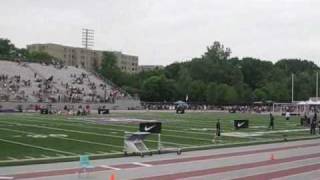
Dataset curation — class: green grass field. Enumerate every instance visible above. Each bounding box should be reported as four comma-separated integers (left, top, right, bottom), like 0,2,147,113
0,111,314,165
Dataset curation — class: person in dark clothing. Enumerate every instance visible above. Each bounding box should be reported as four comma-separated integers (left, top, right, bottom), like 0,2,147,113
304,113,308,126
311,119,316,135
269,113,274,130
216,119,221,137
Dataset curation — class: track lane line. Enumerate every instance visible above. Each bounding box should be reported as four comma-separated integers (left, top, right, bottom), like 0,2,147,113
135,152,320,180
5,141,320,179
233,163,320,180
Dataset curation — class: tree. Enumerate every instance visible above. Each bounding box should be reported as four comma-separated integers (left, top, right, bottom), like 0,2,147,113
27,51,53,63
0,38,15,56
203,41,231,61
253,89,267,101
140,75,175,101
98,51,123,84
206,82,218,104
189,80,207,101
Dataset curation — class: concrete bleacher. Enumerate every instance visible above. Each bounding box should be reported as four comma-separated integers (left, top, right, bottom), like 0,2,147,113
0,60,140,109
0,61,38,102
28,63,112,102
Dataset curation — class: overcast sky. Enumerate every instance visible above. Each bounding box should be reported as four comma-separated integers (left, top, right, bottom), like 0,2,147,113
1,0,319,65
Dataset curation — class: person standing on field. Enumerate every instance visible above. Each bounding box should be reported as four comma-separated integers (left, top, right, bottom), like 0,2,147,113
216,119,221,137
269,113,274,130
285,111,290,120
311,118,316,135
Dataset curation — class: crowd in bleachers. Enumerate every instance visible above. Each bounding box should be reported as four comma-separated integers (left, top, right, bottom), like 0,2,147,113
0,60,129,103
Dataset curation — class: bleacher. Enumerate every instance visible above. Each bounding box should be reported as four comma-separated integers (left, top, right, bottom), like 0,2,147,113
0,60,128,103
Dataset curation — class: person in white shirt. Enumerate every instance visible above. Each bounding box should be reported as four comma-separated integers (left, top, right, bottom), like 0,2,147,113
285,111,290,120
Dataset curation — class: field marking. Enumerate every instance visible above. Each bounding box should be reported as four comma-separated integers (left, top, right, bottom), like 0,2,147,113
0,121,193,147
0,137,76,155
41,118,210,144
56,154,66,157
24,156,35,159
9,115,215,136
132,162,152,167
7,157,18,160
40,154,51,158
109,150,119,153
0,126,123,149
57,137,123,148
6,117,214,140
99,165,121,170
11,115,216,138
223,129,309,137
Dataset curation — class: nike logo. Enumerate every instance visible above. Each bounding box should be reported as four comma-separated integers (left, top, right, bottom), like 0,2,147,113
237,122,246,127
144,125,156,131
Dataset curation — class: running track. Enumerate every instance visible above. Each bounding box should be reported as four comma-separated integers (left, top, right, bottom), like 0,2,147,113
1,139,320,179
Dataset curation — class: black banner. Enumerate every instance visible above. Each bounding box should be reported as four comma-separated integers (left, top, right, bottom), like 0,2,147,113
139,122,162,133
234,120,249,129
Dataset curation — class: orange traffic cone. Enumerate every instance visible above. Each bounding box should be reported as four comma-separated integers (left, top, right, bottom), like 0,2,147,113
110,173,115,180
270,154,275,160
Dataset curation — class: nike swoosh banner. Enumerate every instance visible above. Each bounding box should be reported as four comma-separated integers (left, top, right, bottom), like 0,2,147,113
234,120,249,129
140,122,162,133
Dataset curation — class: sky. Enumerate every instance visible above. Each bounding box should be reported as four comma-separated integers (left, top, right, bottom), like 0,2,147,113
1,0,319,66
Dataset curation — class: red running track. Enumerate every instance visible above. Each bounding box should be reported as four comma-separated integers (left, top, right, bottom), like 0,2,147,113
6,141,320,179
136,152,320,180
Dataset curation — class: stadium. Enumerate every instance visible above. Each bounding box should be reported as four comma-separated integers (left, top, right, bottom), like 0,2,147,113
0,58,318,179
2,1,320,179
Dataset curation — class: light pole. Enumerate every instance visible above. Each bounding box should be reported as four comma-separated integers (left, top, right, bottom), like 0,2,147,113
291,73,294,102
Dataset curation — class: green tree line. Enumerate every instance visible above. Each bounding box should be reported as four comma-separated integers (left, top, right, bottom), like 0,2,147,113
99,41,319,104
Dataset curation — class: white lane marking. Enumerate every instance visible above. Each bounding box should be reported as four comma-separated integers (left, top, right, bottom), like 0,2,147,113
0,137,76,155
2,118,196,146
7,157,18,160
99,165,121,170
0,126,122,149
132,162,152,167
40,154,51,158
0,177,14,180
24,156,35,159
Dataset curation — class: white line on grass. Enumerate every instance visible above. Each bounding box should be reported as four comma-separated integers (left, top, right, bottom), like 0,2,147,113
56,154,66,157
0,138,76,155
12,116,215,137
0,121,193,147
40,154,51,158
6,116,204,139
7,157,18,160
58,137,123,148
0,126,123,149
110,150,121,153
24,156,35,159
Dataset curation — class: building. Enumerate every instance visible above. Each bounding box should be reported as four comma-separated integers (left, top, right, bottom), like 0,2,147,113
138,65,164,72
113,51,139,73
27,43,139,73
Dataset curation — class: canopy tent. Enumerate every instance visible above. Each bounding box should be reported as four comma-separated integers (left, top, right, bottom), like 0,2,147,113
174,100,188,108
297,100,320,105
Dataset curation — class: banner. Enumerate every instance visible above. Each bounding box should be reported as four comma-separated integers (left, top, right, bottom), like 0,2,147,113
139,122,162,133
